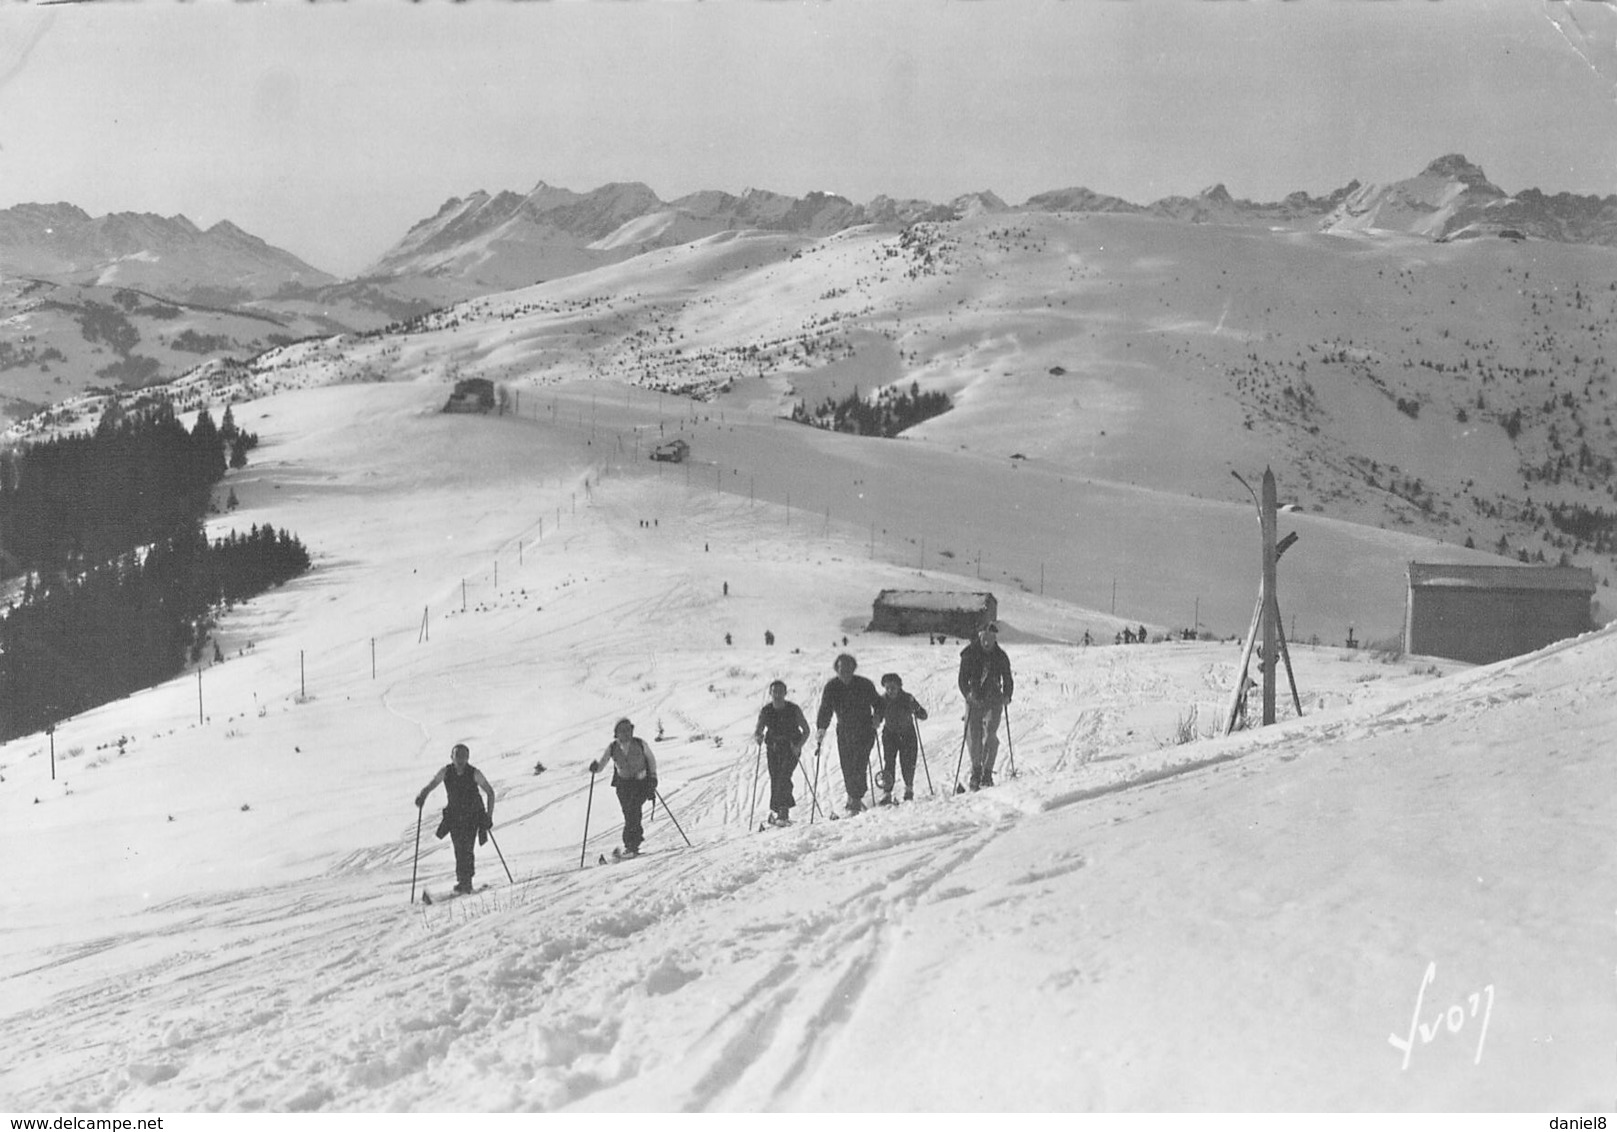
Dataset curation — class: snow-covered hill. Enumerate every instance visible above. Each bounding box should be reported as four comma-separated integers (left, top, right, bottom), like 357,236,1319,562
1,376,1611,1111
83,198,1617,633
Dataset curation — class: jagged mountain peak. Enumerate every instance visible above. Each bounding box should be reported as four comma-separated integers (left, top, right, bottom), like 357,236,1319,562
950,190,1008,217
1419,153,1498,189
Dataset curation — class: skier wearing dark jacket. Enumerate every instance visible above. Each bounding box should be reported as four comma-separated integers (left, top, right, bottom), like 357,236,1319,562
754,680,811,824
814,653,883,814
876,672,928,803
416,742,496,893
958,622,1013,789
590,718,659,856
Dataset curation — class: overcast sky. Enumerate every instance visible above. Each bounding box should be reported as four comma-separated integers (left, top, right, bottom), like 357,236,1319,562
1,0,1614,277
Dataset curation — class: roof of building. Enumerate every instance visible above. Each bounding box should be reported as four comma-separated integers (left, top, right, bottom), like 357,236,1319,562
873,589,996,611
1406,562,1597,593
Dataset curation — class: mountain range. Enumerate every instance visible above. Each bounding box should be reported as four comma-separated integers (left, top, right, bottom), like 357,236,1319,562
6,155,1616,315
5,153,1617,598
4,152,1611,423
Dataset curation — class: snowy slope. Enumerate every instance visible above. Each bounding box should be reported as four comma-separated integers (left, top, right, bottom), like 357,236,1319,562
2,376,1611,1112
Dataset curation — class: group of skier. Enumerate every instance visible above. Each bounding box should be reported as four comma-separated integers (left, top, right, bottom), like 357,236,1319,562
775,621,1013,821
413,621,1013,891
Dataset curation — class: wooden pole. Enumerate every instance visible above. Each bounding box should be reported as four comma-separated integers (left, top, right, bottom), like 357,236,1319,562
197,669,204,725
1260,468,1279,726
1271,591,1305,716
300,650,306,700
48,726,55,781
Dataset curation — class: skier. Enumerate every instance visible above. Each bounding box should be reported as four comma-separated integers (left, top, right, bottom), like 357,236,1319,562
589,718,659,857
415,742,496,894
814,653,883,814
958,622,1013,789
876,672,928,804
753,679,811,824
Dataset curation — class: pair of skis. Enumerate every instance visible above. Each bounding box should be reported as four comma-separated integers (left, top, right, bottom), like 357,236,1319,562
420,883,491,905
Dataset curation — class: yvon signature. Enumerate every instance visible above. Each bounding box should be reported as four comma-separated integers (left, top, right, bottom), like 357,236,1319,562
1388,961,1495,1069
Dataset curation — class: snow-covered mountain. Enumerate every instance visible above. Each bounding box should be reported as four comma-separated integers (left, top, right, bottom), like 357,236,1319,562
1322,153,1617,244
0,202,335,306
362,156,1617,301
362,181,900,291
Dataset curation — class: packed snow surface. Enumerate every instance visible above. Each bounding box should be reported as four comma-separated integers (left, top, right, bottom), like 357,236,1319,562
2,378,1611,1112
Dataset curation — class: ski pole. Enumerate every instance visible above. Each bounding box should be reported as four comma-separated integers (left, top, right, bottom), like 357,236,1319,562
409,803,424,904
580,768,597,870
811,740,824,824
655,789,694,848
748,737,764,830
486,826,515,884
952,716,969,794
868,738,883,804
796,749,821,819
1004,702,1017,779
916,719,935,796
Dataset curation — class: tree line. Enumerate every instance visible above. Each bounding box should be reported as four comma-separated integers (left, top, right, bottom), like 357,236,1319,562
0,401,307,740
791,381,952,437
0,401,257,575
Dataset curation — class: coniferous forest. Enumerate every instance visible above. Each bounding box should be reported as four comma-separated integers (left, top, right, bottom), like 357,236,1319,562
0,402,309,740
790,381,952,437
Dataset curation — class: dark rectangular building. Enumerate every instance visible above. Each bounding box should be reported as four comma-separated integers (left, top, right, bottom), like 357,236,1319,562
870,590,997,639
1404,562,1596,664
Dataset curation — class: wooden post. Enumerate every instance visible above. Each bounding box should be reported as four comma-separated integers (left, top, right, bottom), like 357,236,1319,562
197,669,204,725
1260,468,1279,726
300,650,306,700
48,725,55,781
